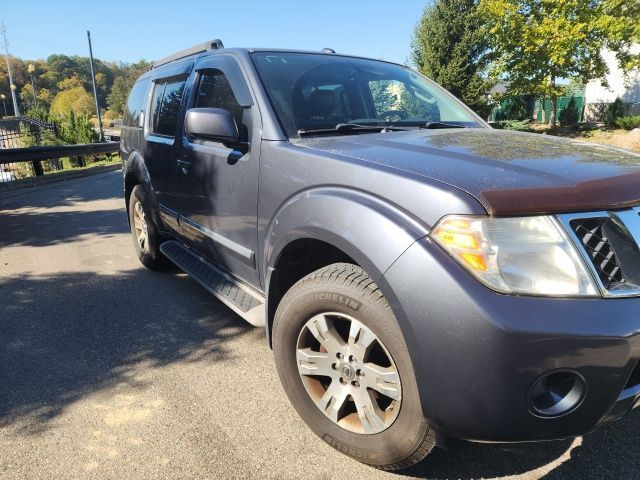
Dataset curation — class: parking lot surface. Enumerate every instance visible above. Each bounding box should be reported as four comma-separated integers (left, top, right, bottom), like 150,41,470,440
1,171,638,479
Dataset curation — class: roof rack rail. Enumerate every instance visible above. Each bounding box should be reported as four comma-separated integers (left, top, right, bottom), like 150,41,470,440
151,39,224,69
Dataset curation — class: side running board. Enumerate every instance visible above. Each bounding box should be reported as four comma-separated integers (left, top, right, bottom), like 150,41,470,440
160,241,265,327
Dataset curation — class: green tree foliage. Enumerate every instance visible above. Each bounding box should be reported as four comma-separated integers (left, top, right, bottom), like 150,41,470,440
50,86,95,118
369,80,398,114
107,60,151,116
479,0,640,126
411,0,493,117
58,111,99,144
603,97,626,126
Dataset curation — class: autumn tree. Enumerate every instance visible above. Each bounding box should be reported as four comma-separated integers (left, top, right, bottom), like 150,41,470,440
411,0,493,117
50,86,95,118
107,60,151,116
479,0,640,126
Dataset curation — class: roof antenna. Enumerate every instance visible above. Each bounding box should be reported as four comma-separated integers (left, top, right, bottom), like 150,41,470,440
321,48,335,54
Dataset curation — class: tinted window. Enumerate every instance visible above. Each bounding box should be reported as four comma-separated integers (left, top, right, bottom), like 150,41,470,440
195,70,244,127
150,78,186,136
251,52,482,137
123,80,147,128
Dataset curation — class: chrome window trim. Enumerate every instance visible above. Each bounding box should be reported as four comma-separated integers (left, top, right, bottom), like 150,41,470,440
557,208,640,298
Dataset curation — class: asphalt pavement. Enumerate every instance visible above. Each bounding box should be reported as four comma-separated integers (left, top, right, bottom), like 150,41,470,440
0,170,638,479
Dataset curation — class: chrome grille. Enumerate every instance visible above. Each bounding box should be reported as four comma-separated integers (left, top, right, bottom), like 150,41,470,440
569,218,623,288
559,208,640,297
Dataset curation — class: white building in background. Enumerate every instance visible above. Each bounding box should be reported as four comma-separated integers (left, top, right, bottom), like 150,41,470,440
584,45,640,120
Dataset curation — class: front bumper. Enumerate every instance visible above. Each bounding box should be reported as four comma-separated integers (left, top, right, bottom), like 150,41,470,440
381,237,640,443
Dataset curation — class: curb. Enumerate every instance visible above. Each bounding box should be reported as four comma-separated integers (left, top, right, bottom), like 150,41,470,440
0,163,121,195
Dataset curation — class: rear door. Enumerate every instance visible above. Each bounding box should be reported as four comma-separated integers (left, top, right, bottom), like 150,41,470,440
177,54,261,287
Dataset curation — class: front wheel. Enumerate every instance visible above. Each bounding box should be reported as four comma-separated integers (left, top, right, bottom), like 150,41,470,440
273,263,435,470
128,185,168,270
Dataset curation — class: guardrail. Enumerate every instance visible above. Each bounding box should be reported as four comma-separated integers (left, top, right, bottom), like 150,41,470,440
0,142,120,184
0,142,119,163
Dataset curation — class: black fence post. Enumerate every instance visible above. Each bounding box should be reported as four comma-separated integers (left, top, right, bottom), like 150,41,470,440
32,160,44,176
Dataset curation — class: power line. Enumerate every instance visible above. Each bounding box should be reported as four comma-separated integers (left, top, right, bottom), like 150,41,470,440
7,45,50,58
6,32,63,50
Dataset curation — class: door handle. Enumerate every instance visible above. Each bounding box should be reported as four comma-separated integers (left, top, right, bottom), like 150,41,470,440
177,159,191,168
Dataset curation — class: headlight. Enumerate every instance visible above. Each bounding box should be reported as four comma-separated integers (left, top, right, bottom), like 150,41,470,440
431,215,598,297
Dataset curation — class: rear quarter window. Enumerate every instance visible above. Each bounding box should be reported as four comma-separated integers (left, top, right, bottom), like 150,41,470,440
123,80,148,128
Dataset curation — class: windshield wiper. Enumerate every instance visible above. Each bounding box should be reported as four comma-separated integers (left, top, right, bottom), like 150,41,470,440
298,123,407,136
420,121,468,129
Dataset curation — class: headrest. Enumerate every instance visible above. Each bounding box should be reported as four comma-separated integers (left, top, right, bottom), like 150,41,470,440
307,89,335,116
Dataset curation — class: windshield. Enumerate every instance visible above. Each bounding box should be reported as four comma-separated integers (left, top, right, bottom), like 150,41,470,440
251,52,485,137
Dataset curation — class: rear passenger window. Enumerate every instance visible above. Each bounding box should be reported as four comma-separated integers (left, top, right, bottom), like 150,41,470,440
150,78,186,136
195,70,244,128
123,80,147,128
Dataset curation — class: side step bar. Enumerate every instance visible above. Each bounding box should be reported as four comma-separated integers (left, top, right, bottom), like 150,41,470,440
160,241,265,327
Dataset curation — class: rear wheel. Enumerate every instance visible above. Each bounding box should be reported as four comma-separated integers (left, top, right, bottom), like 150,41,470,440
128,185,168,270
273,263,435,470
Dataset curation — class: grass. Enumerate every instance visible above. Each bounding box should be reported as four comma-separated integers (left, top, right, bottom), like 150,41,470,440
501,122,640,154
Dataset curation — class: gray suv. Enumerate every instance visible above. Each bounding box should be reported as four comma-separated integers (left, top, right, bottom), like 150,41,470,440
121,39,640,470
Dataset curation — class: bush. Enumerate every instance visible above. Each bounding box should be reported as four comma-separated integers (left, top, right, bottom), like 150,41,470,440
491,119,531,131
56,111,99,145
615,116,640,130
26,106,50,122
603,98,625,127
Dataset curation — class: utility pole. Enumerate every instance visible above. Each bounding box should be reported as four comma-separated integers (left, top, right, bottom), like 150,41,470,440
1,21,20,117
87,30,104,141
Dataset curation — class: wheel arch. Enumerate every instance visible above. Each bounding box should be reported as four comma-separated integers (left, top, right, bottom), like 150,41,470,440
123,150,155,223
263,187,430,346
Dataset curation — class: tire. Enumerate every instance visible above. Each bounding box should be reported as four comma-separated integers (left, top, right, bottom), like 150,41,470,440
128,185,168,270
273,263,435,470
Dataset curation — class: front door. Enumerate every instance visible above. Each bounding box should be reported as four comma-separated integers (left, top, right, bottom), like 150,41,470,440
177,55,261,287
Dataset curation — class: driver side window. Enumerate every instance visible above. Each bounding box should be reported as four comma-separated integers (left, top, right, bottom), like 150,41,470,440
195,69,244,128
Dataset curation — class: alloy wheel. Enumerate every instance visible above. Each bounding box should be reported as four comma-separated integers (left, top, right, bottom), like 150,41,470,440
133,200,149,254
296,312,402,434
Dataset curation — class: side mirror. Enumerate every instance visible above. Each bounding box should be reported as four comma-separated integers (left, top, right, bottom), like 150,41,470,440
185,108,240,145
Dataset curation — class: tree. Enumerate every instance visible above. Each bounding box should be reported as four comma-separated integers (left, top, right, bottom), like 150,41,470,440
50,86,95,118
107,60,151,116
411,0,493,117
107,76,132,116
479,0,640,126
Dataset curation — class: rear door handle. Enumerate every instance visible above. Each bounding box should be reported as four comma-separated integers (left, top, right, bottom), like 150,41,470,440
177,159,191,168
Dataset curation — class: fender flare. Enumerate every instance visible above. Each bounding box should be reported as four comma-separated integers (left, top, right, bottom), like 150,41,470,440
123,150,162,226
264,187,430,282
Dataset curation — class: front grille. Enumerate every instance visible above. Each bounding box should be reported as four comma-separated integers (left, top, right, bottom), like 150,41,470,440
570,218,624,288
624,361,640,390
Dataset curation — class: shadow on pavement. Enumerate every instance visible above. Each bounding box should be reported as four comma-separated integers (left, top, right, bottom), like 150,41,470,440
401,410,639,479
0,208,128,248
0,170,122,211
0,268,254,435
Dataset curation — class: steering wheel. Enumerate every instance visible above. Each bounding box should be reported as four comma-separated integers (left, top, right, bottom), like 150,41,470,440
377,110,408,121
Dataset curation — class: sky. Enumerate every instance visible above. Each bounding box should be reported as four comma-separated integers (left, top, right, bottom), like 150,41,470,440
2,1,428,65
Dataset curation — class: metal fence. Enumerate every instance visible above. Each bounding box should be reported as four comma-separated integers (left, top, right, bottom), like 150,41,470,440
0,116,57,149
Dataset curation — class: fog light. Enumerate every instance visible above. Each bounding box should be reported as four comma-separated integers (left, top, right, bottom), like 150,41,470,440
529,370,586,418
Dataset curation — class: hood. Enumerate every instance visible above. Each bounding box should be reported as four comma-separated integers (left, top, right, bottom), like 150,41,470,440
299,128,640,215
